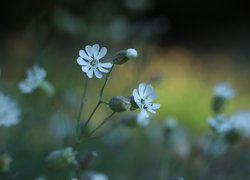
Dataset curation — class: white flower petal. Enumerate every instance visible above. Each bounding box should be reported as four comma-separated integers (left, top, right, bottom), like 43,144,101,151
85,45,93,57
92,44,100,59
141,109,149,118
77,57,88,65
137,113,150,127
98,66,109,73
150,103,160,110
147,107,156,114
79,50,92,61
81,66,90,73
100,62,112,68
86,68,94,78
94,69,103,79
145,85,157,101
139,83,146,97
132,89,141,102
97,47,107,59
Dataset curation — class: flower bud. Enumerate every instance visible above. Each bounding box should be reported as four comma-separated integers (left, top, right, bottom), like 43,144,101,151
109,96,131,112
112,48,138,65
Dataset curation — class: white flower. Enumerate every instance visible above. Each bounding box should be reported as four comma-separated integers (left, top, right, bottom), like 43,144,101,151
77,44,112,79
132,83,160,125
208,114,234,134
46,147,77,165
208,111,250,137
213,82,236,99
18,65,47,93
230,111,250,137
83,171,109,180
0,92,20,127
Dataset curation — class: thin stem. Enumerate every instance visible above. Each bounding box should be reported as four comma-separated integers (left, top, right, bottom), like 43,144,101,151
76,77,88,139
99,65,114,101
80,65,115,138
81,101,102,135
88,112,116,137
100,100,109,105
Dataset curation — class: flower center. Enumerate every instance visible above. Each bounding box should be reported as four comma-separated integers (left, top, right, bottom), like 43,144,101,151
90,59,99,67
141,99,147,109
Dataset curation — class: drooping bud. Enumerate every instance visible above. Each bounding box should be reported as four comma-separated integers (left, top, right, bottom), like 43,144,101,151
112,48,138,65
109,96,131,112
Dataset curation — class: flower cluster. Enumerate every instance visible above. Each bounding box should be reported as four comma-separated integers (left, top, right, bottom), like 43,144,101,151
77,44,160,127
18,65,47,93
0,92,20,127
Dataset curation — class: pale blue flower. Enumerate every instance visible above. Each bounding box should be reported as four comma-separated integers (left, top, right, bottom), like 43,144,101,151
213,82,236,99
77,44,112,79
83,171,109,180
18,65,47,93
0,92,20,127
208,111,250,137
132,83,160,126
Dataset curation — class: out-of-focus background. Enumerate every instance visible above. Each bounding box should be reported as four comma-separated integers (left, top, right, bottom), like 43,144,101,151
0,0,250,179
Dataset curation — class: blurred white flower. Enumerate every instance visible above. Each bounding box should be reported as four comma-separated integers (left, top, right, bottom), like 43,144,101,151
18,65,47,93
213,82,236,99
208,114,234,135
83,171,109,180
132,83,160,125
46,147,77,166
77,44,112,79
62,147,78,165
0,92,20,127
208,111,250,137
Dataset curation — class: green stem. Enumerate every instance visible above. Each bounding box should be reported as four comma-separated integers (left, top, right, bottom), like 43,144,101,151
80,65,115,138
76,77,88,140
88,112,116,137
99,65,114,101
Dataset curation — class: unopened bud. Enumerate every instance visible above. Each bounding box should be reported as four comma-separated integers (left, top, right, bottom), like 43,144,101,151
109,96,131,112
112,48,138,65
